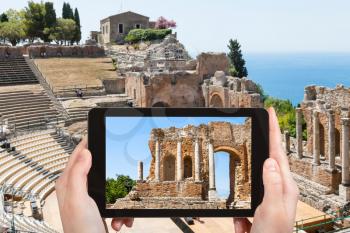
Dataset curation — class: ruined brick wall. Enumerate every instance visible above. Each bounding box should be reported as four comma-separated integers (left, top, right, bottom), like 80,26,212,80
202,73,263,108
134,182,203,198
145,121,251,201
0,46,24,59
196,53,229,81
103,78,125,94
27,45,105,58
289,156,341,191
142,71,205,107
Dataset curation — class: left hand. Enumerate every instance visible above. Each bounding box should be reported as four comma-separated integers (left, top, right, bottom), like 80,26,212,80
55,138,134,233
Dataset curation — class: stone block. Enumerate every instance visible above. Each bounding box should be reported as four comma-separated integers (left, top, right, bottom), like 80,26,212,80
339,185,350,202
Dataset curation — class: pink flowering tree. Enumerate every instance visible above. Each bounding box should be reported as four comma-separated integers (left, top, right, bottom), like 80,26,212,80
155,16,177,29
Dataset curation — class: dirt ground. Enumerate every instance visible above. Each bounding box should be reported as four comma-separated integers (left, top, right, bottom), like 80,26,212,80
34,58,117,89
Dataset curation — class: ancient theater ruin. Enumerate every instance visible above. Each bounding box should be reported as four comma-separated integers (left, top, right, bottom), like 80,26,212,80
110,121,251,209
282,84,350,212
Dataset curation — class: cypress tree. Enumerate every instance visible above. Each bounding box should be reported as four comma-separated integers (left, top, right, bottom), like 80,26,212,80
66,3,74,19
227,39,248,78
43,2,57,42
62,2,68,19
74,8,81,44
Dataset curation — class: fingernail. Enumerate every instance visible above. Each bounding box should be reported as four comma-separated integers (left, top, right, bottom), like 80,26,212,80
265,159,277,171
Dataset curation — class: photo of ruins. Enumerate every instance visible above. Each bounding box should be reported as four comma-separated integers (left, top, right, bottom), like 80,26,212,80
1,0,350,231
106,118,251,210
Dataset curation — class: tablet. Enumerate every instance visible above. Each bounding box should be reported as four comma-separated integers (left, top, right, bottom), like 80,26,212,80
88,108,269,217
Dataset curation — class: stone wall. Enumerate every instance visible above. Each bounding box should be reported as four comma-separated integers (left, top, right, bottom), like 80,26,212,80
196,53,230,81
103,78,125,94
134,181,203,198
288,156,341,191
146,121,251,202
202,72,263,108
0,46,24,59
27,45,105,58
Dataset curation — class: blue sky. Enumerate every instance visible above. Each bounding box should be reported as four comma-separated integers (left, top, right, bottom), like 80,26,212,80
106,116,248,198
1,0,350,54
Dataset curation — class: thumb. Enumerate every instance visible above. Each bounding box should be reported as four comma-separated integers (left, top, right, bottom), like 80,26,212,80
67,148,92,196
261,158,283,207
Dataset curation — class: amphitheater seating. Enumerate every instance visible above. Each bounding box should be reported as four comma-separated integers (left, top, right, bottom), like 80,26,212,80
0,129,73,201
0,85,65,129
0,57,39,85
1,213,58,233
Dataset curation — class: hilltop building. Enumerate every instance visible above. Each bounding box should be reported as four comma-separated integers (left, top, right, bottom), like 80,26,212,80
99,11,156,44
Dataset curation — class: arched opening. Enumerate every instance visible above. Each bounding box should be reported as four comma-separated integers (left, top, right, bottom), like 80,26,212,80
163,155,175,181
319,123,325,157
335,128,341,157
152,102,170,107
214,151,230,200
210,94,224,108
183,156,192,178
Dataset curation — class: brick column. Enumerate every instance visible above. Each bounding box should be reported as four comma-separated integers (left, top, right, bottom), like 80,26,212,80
176,138,183,182
296,108,303,159
328,110,336,171
154,139,160,181
138,161,143,181
208,140,217,200
313,111,320,165
339,118,350,201
194,137,201,182
284,131,290,154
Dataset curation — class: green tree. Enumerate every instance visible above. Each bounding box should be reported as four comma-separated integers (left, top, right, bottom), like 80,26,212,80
24,1,45,42
0,10,26,45
264,97,307,139
48,18,76,45
227,39,248,78
0,13,8,22
105,175,136,204
62,2,74,20
73,8,81,44
43,2,57,42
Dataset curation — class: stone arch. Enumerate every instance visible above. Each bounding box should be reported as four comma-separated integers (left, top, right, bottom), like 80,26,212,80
335,128,341,156
214,145,244,206
152,102,170,107
319,123,325,157
183,156,192,178
163,155,175,181
210,93,224,108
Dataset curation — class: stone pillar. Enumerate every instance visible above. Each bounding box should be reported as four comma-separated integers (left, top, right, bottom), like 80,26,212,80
194,137,201,182
341,118,350,185
313,111,320,165
154,139,160,181
138,161,143,181
284,131,290,154
208,140,217,200
176,138,183,182
296,108,303,159
339,118,350,201
328,110,336,171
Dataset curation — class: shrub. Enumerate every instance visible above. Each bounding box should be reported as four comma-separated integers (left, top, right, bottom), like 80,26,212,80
264,96,307,140
105,175,136,204
125,28,172,43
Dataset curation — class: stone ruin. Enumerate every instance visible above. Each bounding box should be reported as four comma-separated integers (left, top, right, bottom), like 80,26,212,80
123,51,263,108
111,121,251,209
0,46,24,59
284,84,350,212
27,45,105,58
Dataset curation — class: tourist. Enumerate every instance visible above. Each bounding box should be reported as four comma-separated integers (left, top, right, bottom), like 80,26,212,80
55,108,298,233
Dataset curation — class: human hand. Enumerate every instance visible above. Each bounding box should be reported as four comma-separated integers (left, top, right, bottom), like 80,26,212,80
55,138,134,233
234,107,299,233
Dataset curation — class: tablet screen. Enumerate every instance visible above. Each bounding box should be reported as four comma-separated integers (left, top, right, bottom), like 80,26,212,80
105,116,251,210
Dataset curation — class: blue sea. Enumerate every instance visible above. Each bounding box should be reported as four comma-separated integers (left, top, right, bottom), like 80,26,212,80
245,53,350,105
